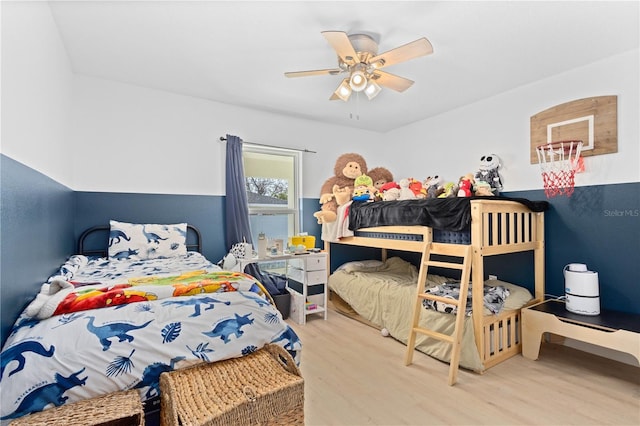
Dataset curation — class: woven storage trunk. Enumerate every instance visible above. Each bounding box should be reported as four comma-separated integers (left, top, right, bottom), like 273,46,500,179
9,389,144,426
160,344,304,426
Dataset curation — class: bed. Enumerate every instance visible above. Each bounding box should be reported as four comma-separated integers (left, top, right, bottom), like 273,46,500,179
324,197,547,379
0,221,301,423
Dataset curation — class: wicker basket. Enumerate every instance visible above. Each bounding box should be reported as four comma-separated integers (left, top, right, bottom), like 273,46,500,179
9,389,144,426
160,344,304,426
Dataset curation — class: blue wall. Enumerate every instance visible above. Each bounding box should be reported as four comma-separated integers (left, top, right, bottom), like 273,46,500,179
504,183,640,315
74,192,227,263
1,156,638,348
1,155,75,346
74,195,324,263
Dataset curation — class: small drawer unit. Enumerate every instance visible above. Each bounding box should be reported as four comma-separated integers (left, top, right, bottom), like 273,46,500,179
286,252,328,325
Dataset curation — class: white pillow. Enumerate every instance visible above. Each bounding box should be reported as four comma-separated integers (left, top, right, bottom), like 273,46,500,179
336,259,385,273
108,220,188,260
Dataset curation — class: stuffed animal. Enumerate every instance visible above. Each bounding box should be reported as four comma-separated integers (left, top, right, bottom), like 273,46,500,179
474,180,495,196
408,178,427,199
314,153,367,224
438,182,458,198
368,167,394,201
424,175,444,198
352,174,376,202
332,184,353,206
380,181,401,201
457,174,475,197
398,178,417,200
474,154,503,194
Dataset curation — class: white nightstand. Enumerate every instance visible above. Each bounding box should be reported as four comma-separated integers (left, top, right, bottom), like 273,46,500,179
286,252,328,324
237,252,328,325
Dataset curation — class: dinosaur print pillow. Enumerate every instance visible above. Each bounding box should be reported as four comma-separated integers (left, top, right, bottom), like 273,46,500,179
108,220,188,260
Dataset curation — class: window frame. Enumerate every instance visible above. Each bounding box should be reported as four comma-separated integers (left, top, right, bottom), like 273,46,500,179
242,144,302,239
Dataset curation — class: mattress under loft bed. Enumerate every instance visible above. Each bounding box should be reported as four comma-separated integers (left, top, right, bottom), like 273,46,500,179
325,197,547,375
1,222,301,424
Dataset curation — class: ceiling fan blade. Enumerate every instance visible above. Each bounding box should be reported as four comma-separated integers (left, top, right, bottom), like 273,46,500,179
369,37,433,68
284,68,342,78
371,70,414,92
321,31,359,66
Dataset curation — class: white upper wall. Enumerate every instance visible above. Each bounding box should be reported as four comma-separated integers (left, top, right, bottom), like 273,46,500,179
68,75,381,197
0,1,74,185
386,49,639,191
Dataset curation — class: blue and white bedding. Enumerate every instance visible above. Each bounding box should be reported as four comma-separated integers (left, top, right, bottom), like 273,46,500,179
0,253,301,422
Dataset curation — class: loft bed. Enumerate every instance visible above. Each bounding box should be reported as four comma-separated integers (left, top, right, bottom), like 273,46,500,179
324,197,547,384
1,221,301,423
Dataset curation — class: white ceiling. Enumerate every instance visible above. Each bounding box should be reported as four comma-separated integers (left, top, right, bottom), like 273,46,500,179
48,1,639,133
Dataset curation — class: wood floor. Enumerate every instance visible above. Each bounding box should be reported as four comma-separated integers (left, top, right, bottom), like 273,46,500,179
287,308,640,426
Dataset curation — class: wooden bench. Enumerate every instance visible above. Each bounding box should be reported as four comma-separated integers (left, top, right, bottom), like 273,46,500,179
522,299,640,364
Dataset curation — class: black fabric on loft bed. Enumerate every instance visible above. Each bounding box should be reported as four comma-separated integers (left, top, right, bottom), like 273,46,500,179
348,197,549,232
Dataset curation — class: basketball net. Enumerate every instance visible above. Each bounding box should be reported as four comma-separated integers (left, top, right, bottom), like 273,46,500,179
536,140,583,198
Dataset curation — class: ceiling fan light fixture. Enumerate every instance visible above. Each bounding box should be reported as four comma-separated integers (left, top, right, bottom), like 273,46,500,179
334,79,352,101
349,69,368,92
286,31,434,102
364,80,382,100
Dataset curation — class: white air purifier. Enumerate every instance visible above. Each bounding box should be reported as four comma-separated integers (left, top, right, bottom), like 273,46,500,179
564,263,600,316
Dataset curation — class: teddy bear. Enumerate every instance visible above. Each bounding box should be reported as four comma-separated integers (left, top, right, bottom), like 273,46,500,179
352,174,377,202
368,167,394,201
398,178,417,200
331,184,353,206
474,154,503,194
314,153,367,224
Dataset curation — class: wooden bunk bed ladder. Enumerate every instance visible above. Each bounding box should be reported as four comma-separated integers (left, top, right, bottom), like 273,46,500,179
404,242,473,386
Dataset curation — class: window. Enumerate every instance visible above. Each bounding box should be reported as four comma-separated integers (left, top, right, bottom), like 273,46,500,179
243,145,301,248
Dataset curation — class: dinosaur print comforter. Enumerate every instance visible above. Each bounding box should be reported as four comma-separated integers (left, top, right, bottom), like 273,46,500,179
0,253,301,422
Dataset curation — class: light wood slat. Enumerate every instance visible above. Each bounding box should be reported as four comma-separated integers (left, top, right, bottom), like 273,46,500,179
418,293,463,307
509,213,515,244
412,326,454,343
481,241,540,255
510,315,518,346
491,213,499,245
429,243,470,256
425,260,464,270
484,324,492,361
501,318,509,355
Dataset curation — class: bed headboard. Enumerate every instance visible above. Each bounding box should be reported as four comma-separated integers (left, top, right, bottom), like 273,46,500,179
77,224,202,257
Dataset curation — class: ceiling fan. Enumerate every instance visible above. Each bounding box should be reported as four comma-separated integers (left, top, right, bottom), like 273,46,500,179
285,31,433,101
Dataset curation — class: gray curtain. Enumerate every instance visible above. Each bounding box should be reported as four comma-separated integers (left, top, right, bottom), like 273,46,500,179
224,134,253,249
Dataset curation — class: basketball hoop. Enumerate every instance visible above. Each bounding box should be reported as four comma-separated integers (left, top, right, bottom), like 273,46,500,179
535,140,583,198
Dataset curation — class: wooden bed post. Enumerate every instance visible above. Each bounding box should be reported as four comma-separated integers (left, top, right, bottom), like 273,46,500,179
470,202,485,362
